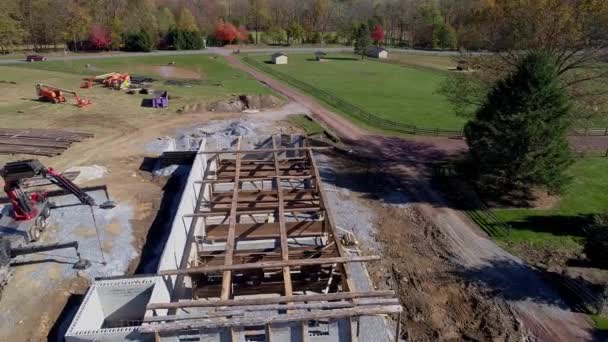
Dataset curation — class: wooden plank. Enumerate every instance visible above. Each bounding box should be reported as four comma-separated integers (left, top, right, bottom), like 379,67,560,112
146,290,396,310
199,147,329,155
204,221,324,240
0,144,63,156
221,136,242,300
273,136,293,298
214,298,400,312
143,310,244,322
139,305,403,333
196,175,313,184
158,255,380,275
0,137,72,148
184,206,322,217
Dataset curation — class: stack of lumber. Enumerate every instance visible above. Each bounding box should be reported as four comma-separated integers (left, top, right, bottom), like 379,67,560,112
0,128,94,157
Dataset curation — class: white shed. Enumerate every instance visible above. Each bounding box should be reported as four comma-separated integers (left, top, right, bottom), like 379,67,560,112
271,53,288,64
367,47,388,59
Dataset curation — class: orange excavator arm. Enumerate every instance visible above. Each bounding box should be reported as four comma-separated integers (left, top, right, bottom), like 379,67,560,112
36,84,92,107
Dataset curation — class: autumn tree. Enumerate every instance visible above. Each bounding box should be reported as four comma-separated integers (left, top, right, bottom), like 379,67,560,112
157,7,176,36
89,24,112,50
441,0,608,123
371,25,384,46
249,0,269,44
60,2,90,51
176,7,198,32
0,0,23,53
465,52,573,196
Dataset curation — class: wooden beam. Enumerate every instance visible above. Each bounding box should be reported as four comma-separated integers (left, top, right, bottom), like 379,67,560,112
184,206,322,217
199,147,329,155
203,221,324,241
221,137,242,300
158,255,380,276
143,310,244,322
147,290,396,310
273,136,293,298
139,305,403,333
195,175,313,184
214,298,400,312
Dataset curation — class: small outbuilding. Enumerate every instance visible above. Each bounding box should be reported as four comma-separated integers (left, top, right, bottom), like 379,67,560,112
271,53,288,65
367,46,388,59
314,51,327,61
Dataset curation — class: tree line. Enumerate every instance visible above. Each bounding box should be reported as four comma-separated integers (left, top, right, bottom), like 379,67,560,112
0,0,568,53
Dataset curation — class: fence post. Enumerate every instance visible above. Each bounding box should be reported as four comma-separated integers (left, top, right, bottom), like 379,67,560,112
605,148,608,158
605,127,607,136
435,128,439,136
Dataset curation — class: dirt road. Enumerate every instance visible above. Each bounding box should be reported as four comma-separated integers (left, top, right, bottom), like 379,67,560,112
224,55,595,341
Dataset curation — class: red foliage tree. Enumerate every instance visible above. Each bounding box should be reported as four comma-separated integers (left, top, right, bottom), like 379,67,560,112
236,26,249,43
214,21,239,44
371,25,385,45
89,25,112,50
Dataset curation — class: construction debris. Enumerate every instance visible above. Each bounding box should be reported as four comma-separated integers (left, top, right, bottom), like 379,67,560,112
0,128,93,156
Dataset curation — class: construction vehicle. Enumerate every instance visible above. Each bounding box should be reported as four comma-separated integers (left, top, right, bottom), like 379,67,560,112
0,159,115,243
90,72,131,90
0,237,90,300
36,83,92,107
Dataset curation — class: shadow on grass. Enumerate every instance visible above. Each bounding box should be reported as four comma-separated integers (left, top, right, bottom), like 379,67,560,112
503,214,593,238
304,57,359,61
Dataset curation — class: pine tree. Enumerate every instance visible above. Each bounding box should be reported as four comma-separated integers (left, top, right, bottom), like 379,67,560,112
354,23,371,59
464,51,574,196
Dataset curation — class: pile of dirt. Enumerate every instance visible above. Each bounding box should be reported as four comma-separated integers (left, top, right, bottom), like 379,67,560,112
370,205,525,341
208,94,281,113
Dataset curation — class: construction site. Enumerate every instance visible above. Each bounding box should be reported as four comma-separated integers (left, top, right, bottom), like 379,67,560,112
0,48,604,342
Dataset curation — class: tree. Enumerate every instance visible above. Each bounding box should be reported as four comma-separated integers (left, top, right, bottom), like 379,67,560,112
62,2,91,51
441,0,608,122
354,23,371,59
89,24,112,50
214,21,238,45
584,213,608,268
265,25,286,45
109,17,123,50
236,26,249,43
157,7,176,35
465,52,574,196
124,30,153,52
371,24,384,46
0,1,25,53
249,0,268,44
286,22,304,45
434,23,457,50
176,7,198,32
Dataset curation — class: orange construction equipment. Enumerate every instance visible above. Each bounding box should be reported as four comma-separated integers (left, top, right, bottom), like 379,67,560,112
102,73,130,89
80,78,94,89
36,84,92,108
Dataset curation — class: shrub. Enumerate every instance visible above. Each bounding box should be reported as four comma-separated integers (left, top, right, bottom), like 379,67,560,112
124,30,154,52
166,28,204,50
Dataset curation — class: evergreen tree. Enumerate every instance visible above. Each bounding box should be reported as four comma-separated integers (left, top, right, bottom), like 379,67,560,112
464,51,574,195
354,23,371,59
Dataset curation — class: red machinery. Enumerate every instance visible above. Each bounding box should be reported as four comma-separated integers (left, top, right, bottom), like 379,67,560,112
36,83,92,107
1,160,115,242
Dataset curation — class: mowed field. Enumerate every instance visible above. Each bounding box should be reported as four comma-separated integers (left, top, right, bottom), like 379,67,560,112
248,53,465,130
495,157,608,254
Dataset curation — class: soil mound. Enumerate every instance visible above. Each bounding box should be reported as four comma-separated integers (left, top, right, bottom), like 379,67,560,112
208,94,280,113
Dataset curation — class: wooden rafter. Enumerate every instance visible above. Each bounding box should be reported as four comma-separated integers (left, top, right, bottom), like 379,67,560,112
273,136,293,297
158,255,380,275
220,137,242,300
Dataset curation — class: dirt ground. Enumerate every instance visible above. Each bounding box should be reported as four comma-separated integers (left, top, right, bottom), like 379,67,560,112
0,109,247,342
371,205,524,341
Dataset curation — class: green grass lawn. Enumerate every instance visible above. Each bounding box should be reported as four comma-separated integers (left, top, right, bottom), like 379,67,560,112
591,314,608,331
494,157,608,252
247,53,465,131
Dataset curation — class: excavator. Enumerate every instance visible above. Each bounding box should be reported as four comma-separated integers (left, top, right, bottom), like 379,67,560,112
36,83,92,107
1,159,115,242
